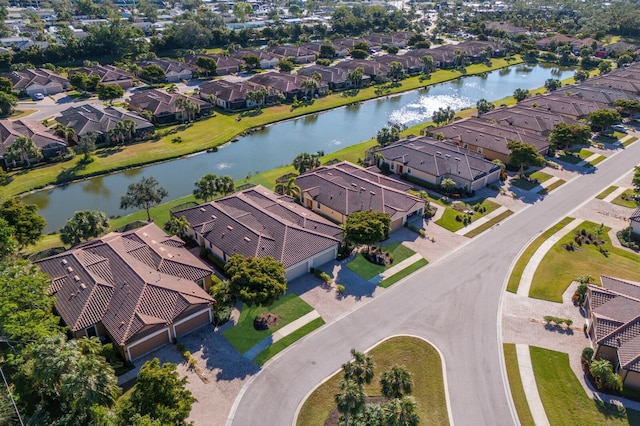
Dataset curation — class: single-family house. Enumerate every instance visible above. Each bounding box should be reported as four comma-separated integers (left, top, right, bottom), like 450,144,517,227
186,54,244,76
334,59,386,81
478,104,581,136
35,223,214,362
375,137,502,191
294,161,425,230
296,65,353,91
69,65,133,88
199,79,277,110
231,49,281,69
0,119,67,169
485,21,529,37
518,93,608,120
267,46,317,64
582,75,640,97
555,85,634,105
374,54,423,74
631,208,640,235
586,276,640,389
55,104,154,141
535,34,578,51
137,59,194,83
128,89,213,124
173,185,343,281
248,72,326,100
596,41,639,59
3,68,70,95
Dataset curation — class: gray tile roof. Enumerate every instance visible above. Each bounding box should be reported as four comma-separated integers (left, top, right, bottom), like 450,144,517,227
174,185,343,269
36,223,213,346
631,208,640,223
478,105,580,135
69,65,132,84
128,89,209,117
295,161,423,218
3,68,69,90
56,104,154,136
518,93,607,120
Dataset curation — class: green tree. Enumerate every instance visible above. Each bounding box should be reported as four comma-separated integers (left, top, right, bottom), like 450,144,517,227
588,109,622,132
120,176,169,221
139,64,166,83
292,152,321,173
421,55,434,74
196,56,217,77
380,365,413,399
0,217,16,259
117,358,196,425
548,123,592,150
343,349,375,386
598,61,612,75
476,98,495,114
388,61,404,84
193,173,219,202
4,136,41,168
513,88,530,103
0,91,16,116
617,54,633,68
319,44,336,59
589,359,622,391
544,78,561,92
346,67,364,88
573,70,590,82
167,215,189,239
344,211,391,250
0,197,46,249
243,54,261,72
335,378,366,426
60,210,109,247
507,140,546,176
278,58,295,72
382,396,420,426
376,125,401,147
97,83,125,103
275,177,301,198
614,99,640,115
350,49,369,59
0,76,12,93
432,106,455,126
633,166,640,195
440,177,456,193
216,175,235,195
224,254,287,306
76,132,97,162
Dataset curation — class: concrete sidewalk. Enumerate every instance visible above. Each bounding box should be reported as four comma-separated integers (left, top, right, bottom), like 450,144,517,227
243,310,321,361
577,153,601,167
455,206,509,236
516,344,550,426
368,253,423,284
516,218,583,297
602,186,627,203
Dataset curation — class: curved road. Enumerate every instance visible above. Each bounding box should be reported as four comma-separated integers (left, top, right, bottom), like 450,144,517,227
229,139,640,426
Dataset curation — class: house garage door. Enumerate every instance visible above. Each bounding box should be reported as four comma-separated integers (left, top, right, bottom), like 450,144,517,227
312,249,336,269
128,329,171,361
391,217,404,230
286,261,309,281
174,309,211,338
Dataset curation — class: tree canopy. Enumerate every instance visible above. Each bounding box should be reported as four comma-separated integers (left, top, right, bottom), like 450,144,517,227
344,210,391,248
507,140,546,175
193,173,235,201
432,106,455,126
60,210,109,247
224,254,287,306
0,197,46,249
120,176,169,221
97,83,125,102
476,98,495,115
588,109,621,131
292,152,321,174
548,123,591,151
513,88,530,102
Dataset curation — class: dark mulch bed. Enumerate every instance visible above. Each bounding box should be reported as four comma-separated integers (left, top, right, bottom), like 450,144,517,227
253,312,281,330
324,396,388,426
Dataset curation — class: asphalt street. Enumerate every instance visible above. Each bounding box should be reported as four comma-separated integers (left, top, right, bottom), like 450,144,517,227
228,137,640,426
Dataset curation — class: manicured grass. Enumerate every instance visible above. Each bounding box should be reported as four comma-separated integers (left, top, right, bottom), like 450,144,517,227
612,189,638,208
464,209,513,238
529,171,552,182
222,293,314,354
378,258,428,288
296,336,449,426
503,344,535,426
435,199,500,232
253,317,325,366
589,155,605,166
596,186,618,199
577,148,595,159
510,178,540,191
593,134,619,144
531,346,640,425
530,221,640,302
537,178,565,195
346,242,416,280
506,217,574,293
623,136,638,147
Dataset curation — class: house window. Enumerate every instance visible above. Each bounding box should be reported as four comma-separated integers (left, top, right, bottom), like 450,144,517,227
463,143,469,149
407,168,411,174
196,278,205,289
317,202,322,209
390,164,394,169
477,147,484,154
86,325,98,338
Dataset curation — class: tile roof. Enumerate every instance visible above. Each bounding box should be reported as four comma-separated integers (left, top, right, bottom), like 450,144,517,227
631,208,640,223
554,85,633,105
128,89,209,117
0,119,67,156
174,185,343,269
295,161,423,219
199,79,272,103
518,93,607,119
3,68,69,90
55,104,154,136
478,105,580,134
69,65,132,84
36,223,213,346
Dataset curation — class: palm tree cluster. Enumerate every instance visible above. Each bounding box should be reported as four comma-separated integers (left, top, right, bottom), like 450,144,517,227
4,136,42,168
346,67,365,89
335,349,419,426
245,87,269,109
292,152,322,174
175,97,201,123
108,119,136,145
193,173,235,202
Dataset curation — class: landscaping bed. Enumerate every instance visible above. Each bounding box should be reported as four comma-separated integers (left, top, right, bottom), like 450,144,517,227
612,189,638,208
346,242,415,280
434,199,500,232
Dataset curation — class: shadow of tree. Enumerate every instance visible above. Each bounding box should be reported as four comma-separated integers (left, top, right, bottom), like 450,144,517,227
97,146,124,158
56,161,89,184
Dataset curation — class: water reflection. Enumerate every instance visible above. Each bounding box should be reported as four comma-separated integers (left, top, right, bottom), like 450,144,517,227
82,176,111,198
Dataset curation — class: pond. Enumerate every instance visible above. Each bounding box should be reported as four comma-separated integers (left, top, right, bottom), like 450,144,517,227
25,63,574,232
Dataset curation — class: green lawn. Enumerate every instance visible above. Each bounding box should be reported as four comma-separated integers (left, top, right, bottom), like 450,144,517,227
596,186,618,199
435,199,500,232
296,336,449,426
378,258,428,288
222,293,314,354
346,242,416,280
577,148,595,159
590,155,605,166
503,344,535,426
529,171,552,182
464,209,513,238
510,178,540,191
531,346,640,425
623,136,638,147
612,189,638,208
537,178,565,195
530,221,640,302
506,217,574,293
252,317,325,366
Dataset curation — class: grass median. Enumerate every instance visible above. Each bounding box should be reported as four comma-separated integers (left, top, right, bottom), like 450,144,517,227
378,258,428,288
503,344,535,426
253,317,325,366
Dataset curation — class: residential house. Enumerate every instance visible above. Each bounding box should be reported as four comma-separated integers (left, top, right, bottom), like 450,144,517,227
294,161,425,230
424,118,550,163
128,89,213,124
375,137,502,191
518,93,608,120
302,41,336,57
374,54,423,74
296,65,353,91
334,59,386,82
231,49,280,69
186,54,243,76
267,45,317,64
477,104,581,136
535,34,578,50
631,208,640,235
485,21,529,37
69,65,134,88
571,37,602,54
586,276,640,389
554,85,635,105
4,68,70,95
581,75,640,97
137,59,194,83
174,185,343,281
596,41,639,58
248,72,325,100
199,79,277,110
0,119,67,169
55,104,154,141
332,38,366,57
35,223,214,362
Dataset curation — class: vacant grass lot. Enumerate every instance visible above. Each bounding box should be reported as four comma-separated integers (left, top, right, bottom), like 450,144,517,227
506,217,574,293
531,346,640,425
612,189,638,208
530,221,640,302
435,199,500,232
222,293,314,354
596,186,618,199
296,336,449,426
347,242,416,280
503,344,535,426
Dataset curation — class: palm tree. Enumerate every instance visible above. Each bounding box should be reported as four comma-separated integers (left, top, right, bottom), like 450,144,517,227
343,348,375,386
245,90,258,108
382,396,420,426
432,106,455,126
193,173,219,202
175,97,189,122
109,121,128,145
334,378,366,426
5,136,41,168
167,215,190,239
301,78,318,99
292,152,321,174
216,175,235,195
346,67,364,88
54,123,78,144
453,49,468,68
121,119,136,142
312,71,323,83
275,177,300,198
388,61,404,84
421,55,434,73
166,84,178,93
589,359,622,391
380,365,413,399
185,99,200,122
255,87,269,107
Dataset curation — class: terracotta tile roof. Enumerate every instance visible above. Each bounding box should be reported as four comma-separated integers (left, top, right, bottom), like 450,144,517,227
70,65,132,84
0,119,67,157
35,223,213,346
175,185,343,269
56,104,153,137
128,89,209,117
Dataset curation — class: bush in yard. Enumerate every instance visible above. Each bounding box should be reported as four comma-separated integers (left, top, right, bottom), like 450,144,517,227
582,347,594,363
336,284,345,294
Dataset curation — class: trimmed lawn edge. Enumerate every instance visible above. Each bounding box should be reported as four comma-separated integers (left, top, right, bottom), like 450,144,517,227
378,258,429,288
503,344,535,426
537,179,565,195
623,136,638,147
464,210,513,238
506,217,574,293
596,186,617,199
589,155,605,166
253,317,325,366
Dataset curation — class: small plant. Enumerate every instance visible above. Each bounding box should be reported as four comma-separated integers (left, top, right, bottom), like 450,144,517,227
177,342,187,354
336,284,345,295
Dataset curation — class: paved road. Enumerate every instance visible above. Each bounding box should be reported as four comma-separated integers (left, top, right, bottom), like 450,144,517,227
229,138,640,426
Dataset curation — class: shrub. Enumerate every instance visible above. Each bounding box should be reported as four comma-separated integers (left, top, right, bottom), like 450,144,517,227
336,284,345,294
314,269,332,283
582,347,594,362
176,342,187,354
